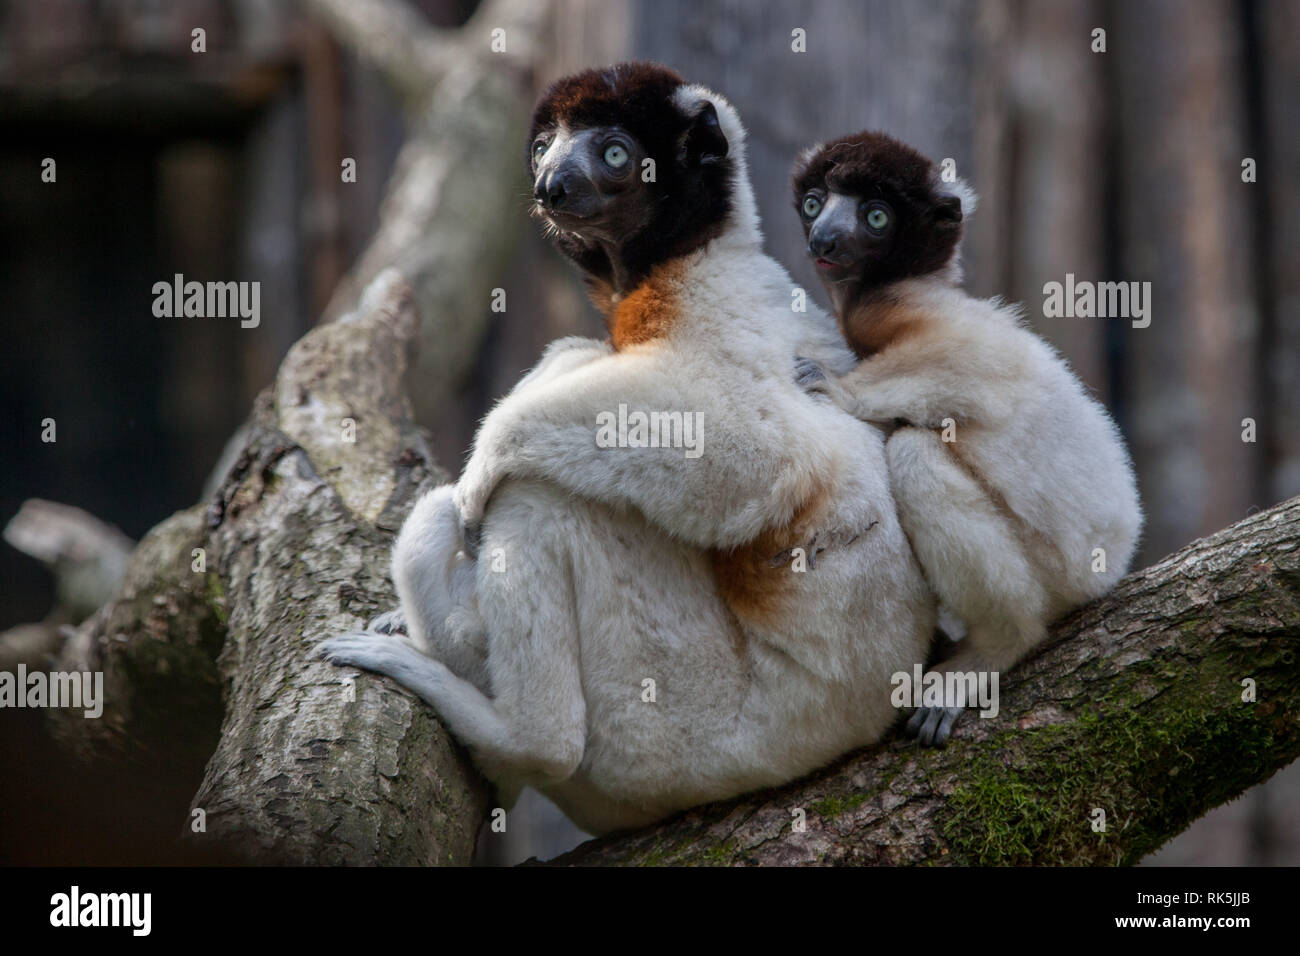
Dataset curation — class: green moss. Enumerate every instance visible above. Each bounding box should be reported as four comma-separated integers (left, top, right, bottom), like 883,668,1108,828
938,643,1296,865
635,845,666,867
944,774,1055,864
696,841,736,866
810,791,868,819
206,572,229,625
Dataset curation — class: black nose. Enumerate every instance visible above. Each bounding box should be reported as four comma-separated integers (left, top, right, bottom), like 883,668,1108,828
534,172,571,210
809,231,837,258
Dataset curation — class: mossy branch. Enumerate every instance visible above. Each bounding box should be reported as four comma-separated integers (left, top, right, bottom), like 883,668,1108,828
553,497,1300,866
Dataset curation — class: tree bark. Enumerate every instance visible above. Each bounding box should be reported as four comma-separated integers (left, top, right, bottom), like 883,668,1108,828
53,271,487,864
554,496,1300,865
0,499,134,671
39,0,556,864
185,273,487,865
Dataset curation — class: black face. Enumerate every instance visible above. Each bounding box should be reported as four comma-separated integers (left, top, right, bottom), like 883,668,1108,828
792,131,963,302
529,126,655,243
528,63,733,295
796,188,899,283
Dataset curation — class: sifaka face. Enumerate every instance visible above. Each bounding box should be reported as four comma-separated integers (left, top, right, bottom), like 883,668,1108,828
792,131,964,307
528,62,733,295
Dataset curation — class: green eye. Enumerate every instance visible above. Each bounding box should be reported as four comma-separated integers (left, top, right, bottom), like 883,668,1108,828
604,143,629,168
532,140,547,163
866,207,889,230
802,194,822,218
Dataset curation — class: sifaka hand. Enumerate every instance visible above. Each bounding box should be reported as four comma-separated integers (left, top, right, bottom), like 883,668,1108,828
794,356,856,413
793,355,827,390
459,512,482,560
452,455,500,560
905,704,964,747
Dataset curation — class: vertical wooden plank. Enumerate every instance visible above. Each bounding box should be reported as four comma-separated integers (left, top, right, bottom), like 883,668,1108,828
1001,0,1108,397
240,90,308,400
1261,0,1300,504
1113,0,1259,563
966,0,1016,303
301,21,348,319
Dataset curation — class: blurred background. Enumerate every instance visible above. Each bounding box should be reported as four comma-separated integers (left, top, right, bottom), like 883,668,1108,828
0,0,1296,865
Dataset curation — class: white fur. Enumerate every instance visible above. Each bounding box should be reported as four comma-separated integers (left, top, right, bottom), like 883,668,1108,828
814,278,1143,691
321,86,934,834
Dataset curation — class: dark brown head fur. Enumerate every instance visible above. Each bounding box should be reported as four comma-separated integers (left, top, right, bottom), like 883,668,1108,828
792,131,965,305
529,63,735,301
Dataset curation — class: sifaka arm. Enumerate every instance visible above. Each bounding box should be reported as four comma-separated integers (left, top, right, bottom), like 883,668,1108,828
454,350,836,553
797,331,1019,431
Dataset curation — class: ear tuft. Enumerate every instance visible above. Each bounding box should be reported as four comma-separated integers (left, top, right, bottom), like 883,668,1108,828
790,142,824,181
678,100,729,166
934,194,962,224
935,176,978,219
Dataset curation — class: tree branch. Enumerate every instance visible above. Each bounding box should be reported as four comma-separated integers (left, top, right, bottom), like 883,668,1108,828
1,499,134,670
52,271,487,864
3,499,133,623
552,498,1300,865
301,0,448,103
314,0,554,424
184,271,487,864
40,0,558,865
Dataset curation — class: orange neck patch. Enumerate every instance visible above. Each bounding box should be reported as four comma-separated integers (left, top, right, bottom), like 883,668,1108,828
609,261,686,350
841,293,929,358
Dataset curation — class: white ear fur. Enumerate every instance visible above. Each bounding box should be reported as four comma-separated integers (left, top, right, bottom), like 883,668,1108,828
669,83,761,245
793,142,825,174
670,84,748,157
